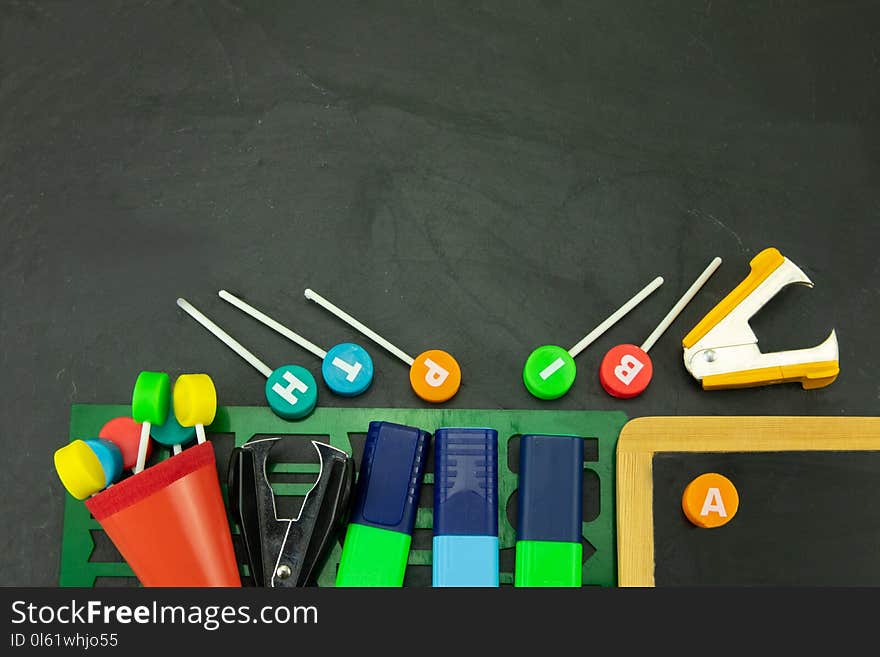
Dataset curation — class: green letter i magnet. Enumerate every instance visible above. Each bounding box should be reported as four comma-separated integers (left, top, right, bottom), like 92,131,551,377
335,421,430,587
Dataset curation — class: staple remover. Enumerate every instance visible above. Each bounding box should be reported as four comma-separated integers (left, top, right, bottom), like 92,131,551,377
228,437,354,586
682,247,839,390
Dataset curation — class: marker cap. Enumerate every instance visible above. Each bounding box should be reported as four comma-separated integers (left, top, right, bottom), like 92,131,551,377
348,421,431,534
516,434,583,543
433,428,498,537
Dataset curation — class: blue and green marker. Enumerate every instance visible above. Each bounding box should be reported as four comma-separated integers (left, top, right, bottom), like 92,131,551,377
336,421,430,587
515,434,584,587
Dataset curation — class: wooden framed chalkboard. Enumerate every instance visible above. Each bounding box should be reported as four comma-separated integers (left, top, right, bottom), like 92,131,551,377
616,416,880,586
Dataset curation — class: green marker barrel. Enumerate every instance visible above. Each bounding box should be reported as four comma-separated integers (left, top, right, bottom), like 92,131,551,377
515,434,584,587
335,421,430,587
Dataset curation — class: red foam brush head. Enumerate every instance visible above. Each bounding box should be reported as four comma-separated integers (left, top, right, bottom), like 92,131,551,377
85,442,241,587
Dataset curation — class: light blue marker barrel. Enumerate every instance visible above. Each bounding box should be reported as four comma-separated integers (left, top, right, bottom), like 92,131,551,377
265,364,318,420
322,343,374,396
432,428,499,587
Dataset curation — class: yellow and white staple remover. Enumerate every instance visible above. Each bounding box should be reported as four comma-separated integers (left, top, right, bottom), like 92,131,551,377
682,247,839,390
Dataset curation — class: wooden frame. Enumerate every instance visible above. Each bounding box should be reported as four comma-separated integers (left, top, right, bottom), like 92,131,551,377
616,416,880,586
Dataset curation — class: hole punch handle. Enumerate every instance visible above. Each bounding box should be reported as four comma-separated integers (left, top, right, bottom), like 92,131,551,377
228,437,354,587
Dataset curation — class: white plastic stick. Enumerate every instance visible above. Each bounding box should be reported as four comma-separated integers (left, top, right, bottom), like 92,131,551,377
177,298,274,378
304,288,415,366
640,257,722,353
219,290,327,360
195,424,207,445
134,421,151,474
568,276,665,358
172,444,183,455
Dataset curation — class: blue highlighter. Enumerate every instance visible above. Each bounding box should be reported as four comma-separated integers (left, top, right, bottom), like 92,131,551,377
336,421,431,586
432,428,499,587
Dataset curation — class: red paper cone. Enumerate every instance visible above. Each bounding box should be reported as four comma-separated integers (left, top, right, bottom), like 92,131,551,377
85,442,241,587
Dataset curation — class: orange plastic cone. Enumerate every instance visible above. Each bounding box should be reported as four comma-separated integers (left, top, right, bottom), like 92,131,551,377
85,442,241,587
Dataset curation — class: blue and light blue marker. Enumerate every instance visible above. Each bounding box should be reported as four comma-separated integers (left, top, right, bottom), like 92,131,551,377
218,290,373,397
177,297,319,420
433,428,499,587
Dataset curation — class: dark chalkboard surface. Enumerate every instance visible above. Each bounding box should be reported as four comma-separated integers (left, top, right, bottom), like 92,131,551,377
616,416,880,586
653,450,880,586
3,2,879,586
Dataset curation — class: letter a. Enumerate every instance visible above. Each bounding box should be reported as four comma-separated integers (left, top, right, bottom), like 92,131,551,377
700,487,728,517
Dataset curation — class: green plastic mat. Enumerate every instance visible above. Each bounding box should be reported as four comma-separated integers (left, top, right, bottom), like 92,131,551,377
60,404,627,587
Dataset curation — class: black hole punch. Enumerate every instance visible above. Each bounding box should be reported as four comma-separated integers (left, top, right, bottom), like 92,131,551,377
246,435,326,497
273,494,307,521
246,434,329,466
231,534,255,587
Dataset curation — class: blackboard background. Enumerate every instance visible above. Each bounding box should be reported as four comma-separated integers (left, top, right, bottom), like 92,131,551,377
653,450,880,586
1,2,878,586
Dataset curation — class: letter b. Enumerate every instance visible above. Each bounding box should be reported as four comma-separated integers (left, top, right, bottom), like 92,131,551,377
614,354,644,386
